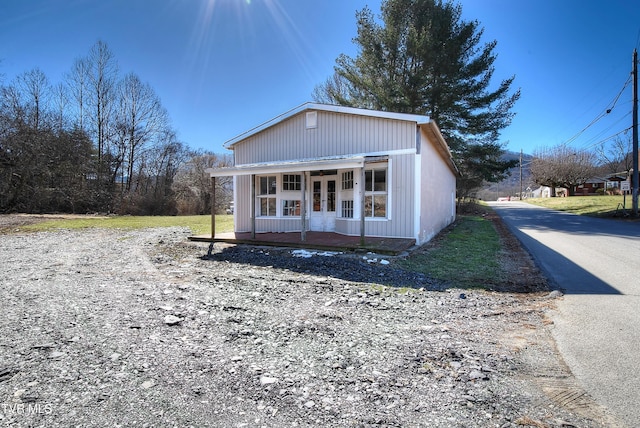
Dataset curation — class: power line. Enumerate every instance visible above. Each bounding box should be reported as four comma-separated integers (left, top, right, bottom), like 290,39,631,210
579,125,633,152
562,75,632,148
579,110,633,149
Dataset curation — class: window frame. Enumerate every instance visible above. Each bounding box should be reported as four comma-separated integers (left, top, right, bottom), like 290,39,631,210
341,170,354,190
257,175,277,217
341,200,354,218
282,174,301,191
364,166,388,219
282,199,301,216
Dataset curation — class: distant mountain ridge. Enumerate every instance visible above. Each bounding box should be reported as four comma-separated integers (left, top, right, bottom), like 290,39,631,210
477,150,534,200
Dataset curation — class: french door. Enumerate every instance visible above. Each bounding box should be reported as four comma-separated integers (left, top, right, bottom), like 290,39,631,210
309,176,336,232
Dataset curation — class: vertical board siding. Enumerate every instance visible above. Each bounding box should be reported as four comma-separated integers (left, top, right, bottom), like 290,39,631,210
389,154,415,238
235,175,251,232
234,111,417,165
255,218,302,233
419,129,457,243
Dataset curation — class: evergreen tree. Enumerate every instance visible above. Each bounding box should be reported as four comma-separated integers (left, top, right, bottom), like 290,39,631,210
313,0,520,198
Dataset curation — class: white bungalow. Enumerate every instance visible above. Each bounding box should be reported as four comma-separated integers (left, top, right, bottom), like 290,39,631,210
206,103,457,248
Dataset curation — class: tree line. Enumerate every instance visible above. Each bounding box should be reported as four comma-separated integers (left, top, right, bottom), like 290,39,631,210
0,41,232,215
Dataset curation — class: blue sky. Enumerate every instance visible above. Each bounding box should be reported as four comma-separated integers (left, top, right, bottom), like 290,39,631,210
1,0,639,157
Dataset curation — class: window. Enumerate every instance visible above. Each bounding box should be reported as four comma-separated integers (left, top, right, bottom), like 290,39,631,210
258,176,277,216
260,198,276,216
341,171,353,190
259,176,277,195
364,168,387,218
282,174,301,191
306,111,317,129
282,200,301,216
341,200,354,218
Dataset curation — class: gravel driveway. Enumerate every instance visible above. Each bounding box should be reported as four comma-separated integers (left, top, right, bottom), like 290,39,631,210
0,224,610,427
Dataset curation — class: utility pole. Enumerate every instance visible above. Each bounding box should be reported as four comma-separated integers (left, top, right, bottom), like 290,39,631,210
633,49,639,216
519,149,523,200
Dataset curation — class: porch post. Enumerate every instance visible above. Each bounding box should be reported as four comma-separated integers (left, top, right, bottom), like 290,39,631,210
250,174,256,239
300,171,307,241
210,176,216,239
360,166,366,246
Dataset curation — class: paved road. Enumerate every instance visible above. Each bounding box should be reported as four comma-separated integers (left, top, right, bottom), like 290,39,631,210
488,201,640,427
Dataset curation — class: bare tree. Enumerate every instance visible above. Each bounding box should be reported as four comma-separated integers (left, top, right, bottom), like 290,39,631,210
86,41,118,178
530,144,598,196
17,68,50,131
0,84,26,129
115,72,168,192
596,134,633,175
173,150,233,214
67,57,90,132
52,82,69,131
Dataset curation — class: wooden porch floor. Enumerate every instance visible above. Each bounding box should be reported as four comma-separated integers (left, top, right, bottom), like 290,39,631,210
188,231,416,255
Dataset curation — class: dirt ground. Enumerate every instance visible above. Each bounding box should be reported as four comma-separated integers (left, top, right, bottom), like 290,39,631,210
0,213,616,427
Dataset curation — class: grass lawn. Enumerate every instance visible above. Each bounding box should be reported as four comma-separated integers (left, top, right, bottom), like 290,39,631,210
21,214,234,236
397,213,503,288
524,195,632,217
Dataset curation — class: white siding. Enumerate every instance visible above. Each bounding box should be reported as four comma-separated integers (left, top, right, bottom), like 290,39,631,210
234,175,249,232
234,110,417,165
419,128,457,243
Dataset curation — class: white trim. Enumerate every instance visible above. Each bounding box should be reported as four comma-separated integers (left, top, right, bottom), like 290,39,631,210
232,175,238,226
207,150,415,178
207,156,365,177
387,159,393,221
362,148,415,157
414,153,422,243
363,162,390,220
223,102,430,148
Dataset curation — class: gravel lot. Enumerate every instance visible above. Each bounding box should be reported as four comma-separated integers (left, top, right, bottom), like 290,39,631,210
0,217,613,427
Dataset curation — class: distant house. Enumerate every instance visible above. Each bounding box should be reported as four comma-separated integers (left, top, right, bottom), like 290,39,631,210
207,103,458,246
574,174,630,195
536,173,630,197
574,177,606,195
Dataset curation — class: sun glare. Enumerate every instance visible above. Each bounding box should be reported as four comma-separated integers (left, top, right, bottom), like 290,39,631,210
183,0,316,96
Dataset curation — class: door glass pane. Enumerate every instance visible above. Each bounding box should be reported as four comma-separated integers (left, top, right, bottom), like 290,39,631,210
327,180,336,212
313,181,321,211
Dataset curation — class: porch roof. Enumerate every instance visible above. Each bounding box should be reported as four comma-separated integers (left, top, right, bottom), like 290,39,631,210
206,155,365,177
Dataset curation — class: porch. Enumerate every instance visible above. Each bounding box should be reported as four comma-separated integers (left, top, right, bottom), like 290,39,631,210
188,231,416,255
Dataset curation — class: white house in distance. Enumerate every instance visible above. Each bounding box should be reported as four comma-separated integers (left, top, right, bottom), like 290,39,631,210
206,103,457,249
